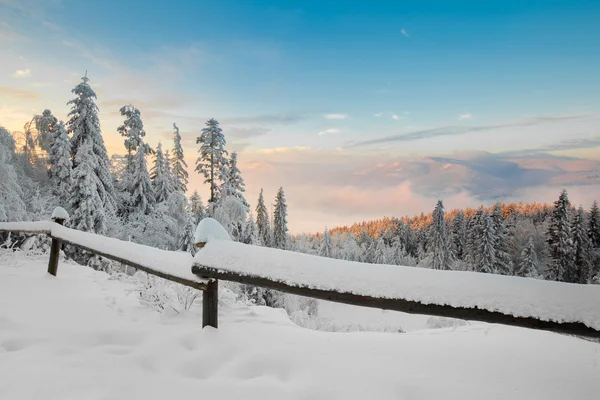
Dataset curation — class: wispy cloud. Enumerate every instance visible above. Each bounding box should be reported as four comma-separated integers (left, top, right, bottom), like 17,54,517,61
458,113,472,120
324,113,348,120
0,85,40,100
374,112,383,117
318,128,341,136
391,114,399,120
347,114,594,148
11,68,31,78
401,28,409,37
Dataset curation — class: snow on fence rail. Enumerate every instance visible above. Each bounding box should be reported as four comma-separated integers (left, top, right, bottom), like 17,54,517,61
192,240,600,338
2,215,600,338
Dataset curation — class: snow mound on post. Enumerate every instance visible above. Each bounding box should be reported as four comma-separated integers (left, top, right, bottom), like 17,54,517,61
51,207,69,221
194,218,231,244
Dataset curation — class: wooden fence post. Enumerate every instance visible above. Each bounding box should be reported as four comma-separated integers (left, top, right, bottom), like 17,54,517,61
197,240,218,328
47,217,65,276
202,278,218,328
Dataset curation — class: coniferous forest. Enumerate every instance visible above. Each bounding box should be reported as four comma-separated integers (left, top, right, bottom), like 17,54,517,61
1,75,599,314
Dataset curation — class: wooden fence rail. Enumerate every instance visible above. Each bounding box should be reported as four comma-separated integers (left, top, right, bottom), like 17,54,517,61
2,215,600,339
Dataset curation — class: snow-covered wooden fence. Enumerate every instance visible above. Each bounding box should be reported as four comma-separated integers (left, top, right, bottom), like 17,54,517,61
2,213,600,338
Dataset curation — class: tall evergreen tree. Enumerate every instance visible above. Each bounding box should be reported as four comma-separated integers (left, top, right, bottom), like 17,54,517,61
546,189,574,281
477,211,496,274
195,118,228,205
517,237,539,278
150,142,174,203
67,74,116,215
450,210,467,260
272,187,289,250
221,151,249,208
0,127,26,221
171,123,188,192
34,109,57,152
47,121,72,207
69,137,107,233
571,206,592,284
465,207,484,269
588,201,600,249
491,203,513,275
117,104,146,171
319,228,333,258
428,200,453,270
256,189,271,247
242,212,259,245
128,141,155,214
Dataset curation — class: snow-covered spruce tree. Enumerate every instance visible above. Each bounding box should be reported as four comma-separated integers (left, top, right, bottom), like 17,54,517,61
546,189,574,282
67,75,116,216
588,201,600,249
171,123,189,193
491,203,513,275
47,121,72,208
0,127,27,222
570,206,592,284
128,142,155,215
221,151,249,208
450,210,467,260
178,212,197,256
255,188,271,247
465,207,484,269
189,190,206,223
117,104,146,171
69,137,107,234
195,118,228,206
516,237,539,278
242,211,259,245
428,200,453,270
477,211,496,274
319,227,333,258
373,236,389,264
272,187,289,250
151,142,174,203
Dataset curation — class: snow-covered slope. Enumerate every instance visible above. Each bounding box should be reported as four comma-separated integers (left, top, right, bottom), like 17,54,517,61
1,251,598,400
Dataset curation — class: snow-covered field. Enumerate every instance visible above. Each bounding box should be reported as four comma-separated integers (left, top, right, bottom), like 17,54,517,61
1,251,599,400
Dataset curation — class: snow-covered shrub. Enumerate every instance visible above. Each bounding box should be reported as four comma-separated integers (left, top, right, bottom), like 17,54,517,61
129,272,201,314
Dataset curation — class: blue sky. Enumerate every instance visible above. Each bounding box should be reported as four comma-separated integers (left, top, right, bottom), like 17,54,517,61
1,0,600,231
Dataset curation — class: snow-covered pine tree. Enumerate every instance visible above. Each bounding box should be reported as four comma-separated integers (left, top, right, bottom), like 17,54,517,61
151,142,174,203
69,137,107,234
171,123,189,193
242,212,259,245
0,127,26,222
256,188,271,247
221,151,249,208
189,190,206,223
570,206,592,284
450,210,467,260
517,237,539,278
272,187,289,250
47,121,72,207
588,201,600,249
477,211,496,274
465,207,484,269
128,141,155,214
491,203,513,275
67,75,116,215
373,236,389,264
546,189,574,282
195,119,228,205
319,228,333,258
428,200,453,270
178,212,197,256
163,150,175,191
117,104,146,171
